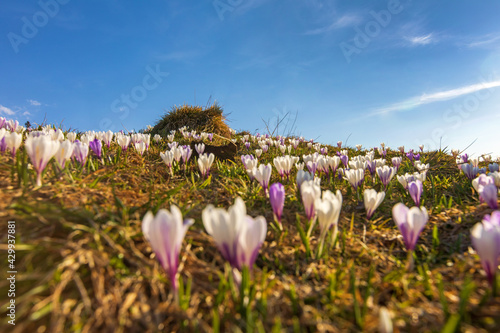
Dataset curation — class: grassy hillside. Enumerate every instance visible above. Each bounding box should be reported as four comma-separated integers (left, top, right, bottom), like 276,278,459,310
0,122,499,332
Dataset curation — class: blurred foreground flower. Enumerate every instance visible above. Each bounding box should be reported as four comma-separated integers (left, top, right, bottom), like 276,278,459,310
471,211,500,287
142,206,193,297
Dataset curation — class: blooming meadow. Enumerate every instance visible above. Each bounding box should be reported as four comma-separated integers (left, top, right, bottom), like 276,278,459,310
0,116,499,332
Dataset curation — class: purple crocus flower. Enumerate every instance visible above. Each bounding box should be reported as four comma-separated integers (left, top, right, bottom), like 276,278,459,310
461,154,469,163
406,150,414,162
392,203,428,251
72,140,89,166
142,206,193,294
488,163,499,173
337,141,342,149
0,137,6,153
306,161,318,175
408,180,424,206
340,154,349,167
376,166,396,189
207,133,214,141
461,163,479,180
180,145,192,164
245,142,251,150
269,183,285,229
392,157,402,171
89,138,102,159
480,184,499,209
471,211,500,286
366,160,377,176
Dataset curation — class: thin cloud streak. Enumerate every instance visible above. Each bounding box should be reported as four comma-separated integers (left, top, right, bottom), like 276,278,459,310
406,33,434,46
370,80,500,116
303,14,360,35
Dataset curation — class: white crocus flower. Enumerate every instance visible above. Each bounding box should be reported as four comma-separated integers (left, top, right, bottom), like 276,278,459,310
66,132,77,143
55,140,74,169
195,143,205,155
5,131,22,157
254,163,272,193
344,168,365,191
25,135,60,186
364,189,385,219
198,153,215,178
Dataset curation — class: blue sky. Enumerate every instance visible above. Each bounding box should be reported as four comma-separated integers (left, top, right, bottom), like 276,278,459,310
1,0,500,158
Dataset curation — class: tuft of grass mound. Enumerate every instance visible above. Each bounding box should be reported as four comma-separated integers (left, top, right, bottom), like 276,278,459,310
151,103,231,138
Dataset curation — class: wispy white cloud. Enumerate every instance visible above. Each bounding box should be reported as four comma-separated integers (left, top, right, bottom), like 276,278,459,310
0,104,15,116
27,99,41,106
370,80,500,116
303,14,360,35
465,34,500,48
405,33,435,46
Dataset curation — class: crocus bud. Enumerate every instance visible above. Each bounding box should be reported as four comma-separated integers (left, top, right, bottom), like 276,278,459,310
25,135,60,186
72,141,89,166
89,138,103,159
392,203,428,251
470,211,500,286
5,131,22,158
198,153,215,178
134,141,147,156
364,189,385,219
301,180,321,221
479,184,499,209
254,163,272,194
195,143,205,155
142,206,193,293
269,183,285,229
55,140,74,169
408,180,424,206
